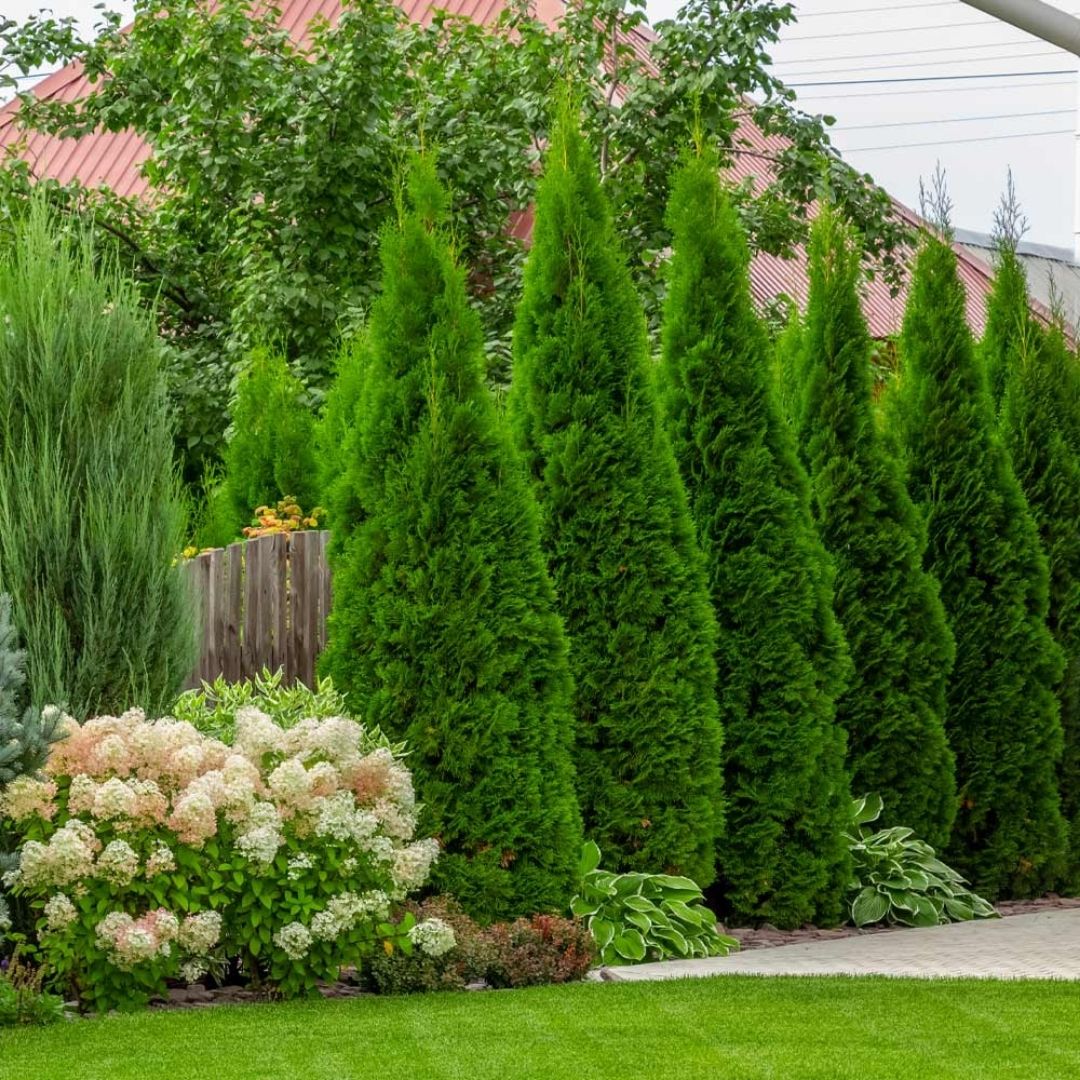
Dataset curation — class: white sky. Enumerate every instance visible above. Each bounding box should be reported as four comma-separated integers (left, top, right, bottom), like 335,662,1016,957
7,0,1080,250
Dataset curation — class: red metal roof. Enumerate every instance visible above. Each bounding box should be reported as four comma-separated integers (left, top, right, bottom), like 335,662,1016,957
0,0,1023,337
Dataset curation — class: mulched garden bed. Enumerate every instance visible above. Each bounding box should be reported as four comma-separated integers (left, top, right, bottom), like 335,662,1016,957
140,895,1080,1011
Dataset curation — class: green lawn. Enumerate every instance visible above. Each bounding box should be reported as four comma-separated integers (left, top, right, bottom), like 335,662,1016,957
4,975,1079,1080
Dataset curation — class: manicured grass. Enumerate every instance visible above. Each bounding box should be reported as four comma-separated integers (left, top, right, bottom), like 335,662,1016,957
5,975,1080,1080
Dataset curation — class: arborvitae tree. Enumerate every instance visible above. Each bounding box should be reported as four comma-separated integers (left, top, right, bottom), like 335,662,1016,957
203,350,320,546
319,159,582,920
316,333,368,522
797,207,956,847
657,151,851,926
0,202,194,718
1002,316,1080,886
980,173,1030,411
891,230,1067,897
508,108,724,888
771,311,807,433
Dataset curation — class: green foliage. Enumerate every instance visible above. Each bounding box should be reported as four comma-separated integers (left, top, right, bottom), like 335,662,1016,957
2,0,910,477
0,200,195,719
1001,316,1080,886
846,795,997,928
201,351,318,548
980,182,1031,411
171,669,385,743
316,334,368,523
320,158,582,921
796,208,956,847
364,896,593,993
0,596,63,787
509,108,723,887
658,151,850,926
7,706,437,1012
890,233,1067,898
570,842,736,966
0,952,66,1027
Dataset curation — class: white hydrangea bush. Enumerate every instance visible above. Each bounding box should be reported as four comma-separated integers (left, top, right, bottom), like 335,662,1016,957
1,704,450,1010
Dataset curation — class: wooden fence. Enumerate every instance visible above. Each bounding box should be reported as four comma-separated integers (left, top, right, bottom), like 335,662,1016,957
182,530,331,690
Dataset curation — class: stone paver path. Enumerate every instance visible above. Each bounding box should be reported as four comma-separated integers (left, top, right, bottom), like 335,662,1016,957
601,910,1080,982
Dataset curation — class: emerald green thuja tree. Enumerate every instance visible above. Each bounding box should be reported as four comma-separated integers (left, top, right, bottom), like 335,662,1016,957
509,109,724,888
980,175,1031,411
1002,317,1080,885
658,152,851,927
319,160,582,921
892,231,1067,897
797,207,956,847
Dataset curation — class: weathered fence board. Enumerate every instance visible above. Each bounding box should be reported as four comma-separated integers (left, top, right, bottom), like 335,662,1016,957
184,530,331,690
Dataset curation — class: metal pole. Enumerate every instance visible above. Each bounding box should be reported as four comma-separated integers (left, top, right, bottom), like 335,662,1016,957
959,0,1080,259
958,0,1080,55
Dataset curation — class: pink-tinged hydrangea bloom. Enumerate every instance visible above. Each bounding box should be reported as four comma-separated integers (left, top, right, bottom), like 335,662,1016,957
0,776,58,822
95,908,178,969
168,790,217,846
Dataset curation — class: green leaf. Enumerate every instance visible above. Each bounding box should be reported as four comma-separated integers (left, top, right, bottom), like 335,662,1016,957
851,886,891,927
579,841,602,878
613,930,647,963
589,917,615,951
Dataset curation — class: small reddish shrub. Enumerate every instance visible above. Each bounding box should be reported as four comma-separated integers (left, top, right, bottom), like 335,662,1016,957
483,915,594,989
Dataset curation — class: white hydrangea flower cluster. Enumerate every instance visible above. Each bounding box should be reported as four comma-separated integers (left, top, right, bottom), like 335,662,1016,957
273,921,313,960
12,703,439,985
408,917,457,958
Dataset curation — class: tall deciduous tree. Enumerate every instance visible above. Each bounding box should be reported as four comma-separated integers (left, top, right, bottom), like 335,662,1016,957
797,207,956,846
320,160,581,920
658,151,851,926
509,107,724,888
891,229,1067,897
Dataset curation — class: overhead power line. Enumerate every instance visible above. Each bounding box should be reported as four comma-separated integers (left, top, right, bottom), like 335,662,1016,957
790,68,1074,86
796,76,1073,99
795,1,956,16
848,127,1072,152
780,45,1058,78
838,107,1072,130
786,17,1004,40
773,35,1055,66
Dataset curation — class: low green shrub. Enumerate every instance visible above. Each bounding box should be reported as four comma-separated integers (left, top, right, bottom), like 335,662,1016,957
362,898,594,993
847,795,998,928
570,843,736,966
2,704,446,1012
172,670,399,749
0,952,66,1027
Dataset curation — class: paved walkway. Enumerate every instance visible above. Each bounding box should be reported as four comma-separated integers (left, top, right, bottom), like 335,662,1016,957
600,910,1080,982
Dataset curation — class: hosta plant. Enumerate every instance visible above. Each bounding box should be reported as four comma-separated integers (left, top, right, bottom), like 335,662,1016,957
1,704,448,1011
570,842,737,965
847,795,997,928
